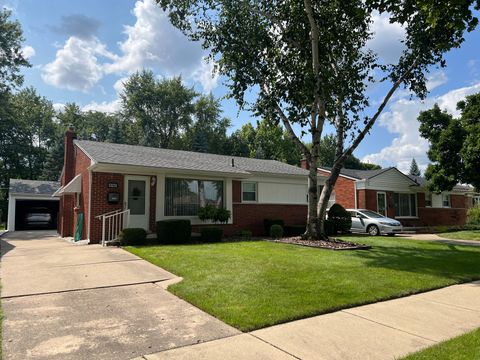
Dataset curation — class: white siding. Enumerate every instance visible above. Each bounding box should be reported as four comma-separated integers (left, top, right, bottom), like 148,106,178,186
431,193,443,208
365,169,416,192
257,182,307,204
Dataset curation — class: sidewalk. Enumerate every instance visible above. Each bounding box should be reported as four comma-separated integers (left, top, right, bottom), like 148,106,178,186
140,281,480,360
399,233,480,247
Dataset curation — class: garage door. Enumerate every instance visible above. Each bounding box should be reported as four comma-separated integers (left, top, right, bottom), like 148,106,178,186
15,200,59,231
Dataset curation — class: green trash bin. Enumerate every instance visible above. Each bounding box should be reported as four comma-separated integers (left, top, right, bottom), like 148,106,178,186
74,213,84,241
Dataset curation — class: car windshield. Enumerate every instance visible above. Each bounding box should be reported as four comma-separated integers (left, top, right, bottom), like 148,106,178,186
360,210,385,218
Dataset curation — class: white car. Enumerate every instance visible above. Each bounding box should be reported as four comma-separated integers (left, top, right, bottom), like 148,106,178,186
346,209,402,236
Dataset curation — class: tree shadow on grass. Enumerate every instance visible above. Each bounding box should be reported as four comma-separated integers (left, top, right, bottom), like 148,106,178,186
352,243,480,280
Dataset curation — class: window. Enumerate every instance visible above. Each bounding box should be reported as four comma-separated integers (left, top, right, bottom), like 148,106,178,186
242,182,257,202
442,194,451,207
165,178,223,216
394,193,417,217
425,192,432,207
473,196,480,207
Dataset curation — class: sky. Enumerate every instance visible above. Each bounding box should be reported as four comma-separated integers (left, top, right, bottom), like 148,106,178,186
2,0,480,173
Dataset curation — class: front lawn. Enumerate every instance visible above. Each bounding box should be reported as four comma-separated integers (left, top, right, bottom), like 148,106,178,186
401,328,480,360
438,230,480,241
126,236,480,331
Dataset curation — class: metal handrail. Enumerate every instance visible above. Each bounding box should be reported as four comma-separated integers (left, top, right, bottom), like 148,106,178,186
95,208,122,219
97,209,130,246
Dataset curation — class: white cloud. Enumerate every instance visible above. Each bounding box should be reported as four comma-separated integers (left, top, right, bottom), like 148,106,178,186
191,59,219,93
105,0,215,92
42,36,117,92
367,11,405,64
82,99,121,113
21,45,35,59
113,77,128,94
53,103,66,112
362,82,480,173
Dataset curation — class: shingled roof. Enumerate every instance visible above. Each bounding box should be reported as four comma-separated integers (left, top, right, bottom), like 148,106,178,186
75,140,309,177
9,179,60,195
318,166,391,180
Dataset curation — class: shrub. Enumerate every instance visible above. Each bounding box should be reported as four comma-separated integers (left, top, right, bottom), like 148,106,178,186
156,219,191,244
198,205,231,224
327,203,352,233
235,229,252,240
324,219,336,236
214,207,231,223
270,224,284,239
264,219,284,235
198,205,217,222
119,228,147,246
284,225,305,237
200,227,223,242
467,206,480,225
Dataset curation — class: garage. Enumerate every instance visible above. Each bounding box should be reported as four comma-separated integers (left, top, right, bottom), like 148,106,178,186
7,179,60,232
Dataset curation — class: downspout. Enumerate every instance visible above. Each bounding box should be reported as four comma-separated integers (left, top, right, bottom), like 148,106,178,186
86,162,98,242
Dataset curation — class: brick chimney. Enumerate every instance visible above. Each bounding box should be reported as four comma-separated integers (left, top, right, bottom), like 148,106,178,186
300,158,309,170
63,125,77,185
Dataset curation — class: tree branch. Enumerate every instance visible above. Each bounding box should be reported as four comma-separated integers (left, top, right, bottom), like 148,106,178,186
334,56,421,167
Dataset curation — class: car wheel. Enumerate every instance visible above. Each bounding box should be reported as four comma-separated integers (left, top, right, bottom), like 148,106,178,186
367,225,380,236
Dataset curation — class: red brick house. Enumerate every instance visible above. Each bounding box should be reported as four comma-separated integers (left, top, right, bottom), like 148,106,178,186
55,129,319,243
315,166,478,227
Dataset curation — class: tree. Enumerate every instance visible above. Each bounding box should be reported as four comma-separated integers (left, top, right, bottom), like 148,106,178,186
0,9,30,94
418,94,480,191
177,93,231,153
159,0,479,239
121,70,197,148
0,8,30,221
315,134,381,170
409,158,421,177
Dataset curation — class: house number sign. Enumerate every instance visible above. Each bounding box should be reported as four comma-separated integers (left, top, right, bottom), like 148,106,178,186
108,182,119,188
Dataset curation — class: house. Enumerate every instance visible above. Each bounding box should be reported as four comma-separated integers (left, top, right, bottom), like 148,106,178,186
55,128,321,243
7,179,60,232
313,165,478,227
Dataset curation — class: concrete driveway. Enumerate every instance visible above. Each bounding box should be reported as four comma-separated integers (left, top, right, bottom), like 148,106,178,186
1,231,239,359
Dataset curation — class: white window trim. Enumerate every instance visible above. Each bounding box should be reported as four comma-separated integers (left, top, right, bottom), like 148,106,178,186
442,193,451,208
241,181,258,203
425,192,432,208
394,192,418,218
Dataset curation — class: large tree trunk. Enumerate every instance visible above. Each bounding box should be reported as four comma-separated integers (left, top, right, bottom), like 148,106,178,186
317,164,342,238
304,154,319,238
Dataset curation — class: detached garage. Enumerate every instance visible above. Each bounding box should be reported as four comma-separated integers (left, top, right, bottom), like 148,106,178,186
7,179,60,232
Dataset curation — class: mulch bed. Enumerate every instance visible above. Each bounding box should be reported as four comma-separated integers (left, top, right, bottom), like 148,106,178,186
271,236,371,250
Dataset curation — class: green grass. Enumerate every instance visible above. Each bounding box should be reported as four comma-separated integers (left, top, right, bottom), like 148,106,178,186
126,235,480,331
401,328,480,360
438,230,480,241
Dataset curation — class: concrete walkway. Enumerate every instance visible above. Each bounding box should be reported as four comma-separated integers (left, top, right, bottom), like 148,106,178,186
398,233,480,247
143,281,480,360
1,231,239,359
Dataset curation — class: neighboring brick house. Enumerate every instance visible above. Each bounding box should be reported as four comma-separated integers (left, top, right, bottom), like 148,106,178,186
314,166,478,227
55,129,319,243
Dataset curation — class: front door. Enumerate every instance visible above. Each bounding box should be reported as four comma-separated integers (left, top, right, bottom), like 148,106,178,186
377,192,387,216
124,176,150,230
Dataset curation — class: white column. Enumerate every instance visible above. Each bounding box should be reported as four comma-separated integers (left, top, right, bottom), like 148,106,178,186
7,195,16,231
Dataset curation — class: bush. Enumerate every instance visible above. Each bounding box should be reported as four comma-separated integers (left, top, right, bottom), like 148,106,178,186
198,205,231,224
200,227,223,242
119,228,147,246
284,225,305,237
270,224,284,239
234,229,252,240
156,219,191,244
214,208,231,223
327,203,352,233
198,205,217,222
467,206,480,225
264,219,284,235
324,219,336,236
